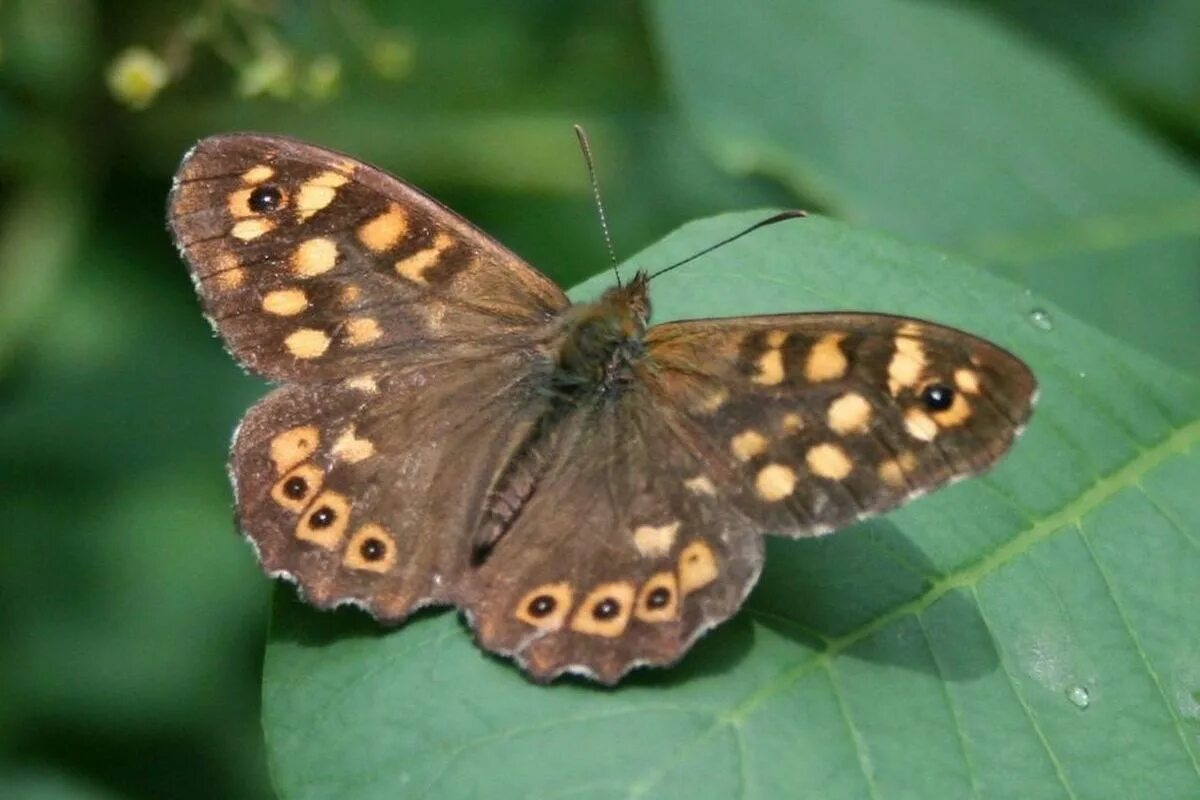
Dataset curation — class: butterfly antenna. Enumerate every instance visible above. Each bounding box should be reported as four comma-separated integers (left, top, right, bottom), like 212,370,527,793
647,210,808,281
573,124,621,287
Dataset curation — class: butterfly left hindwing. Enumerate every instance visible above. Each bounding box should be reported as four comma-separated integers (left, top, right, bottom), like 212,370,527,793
170,133,1036,685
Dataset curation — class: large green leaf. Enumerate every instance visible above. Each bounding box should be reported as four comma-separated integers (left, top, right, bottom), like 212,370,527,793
261,213,1200,799
978,0,1200,136
651,0,1200,372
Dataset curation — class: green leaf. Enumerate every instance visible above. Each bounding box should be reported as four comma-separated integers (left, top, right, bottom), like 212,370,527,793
262,213,1200,799
980,0,1200,136
650,0,1200,371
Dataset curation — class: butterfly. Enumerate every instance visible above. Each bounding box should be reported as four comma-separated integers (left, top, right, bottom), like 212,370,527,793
168,133,1036,684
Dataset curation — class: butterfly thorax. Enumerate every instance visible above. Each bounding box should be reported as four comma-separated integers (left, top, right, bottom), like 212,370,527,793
471,274,650,563
553,271,651,397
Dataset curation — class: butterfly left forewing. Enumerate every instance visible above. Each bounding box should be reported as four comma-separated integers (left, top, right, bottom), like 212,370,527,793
169,133,568,381
640,313,1036,536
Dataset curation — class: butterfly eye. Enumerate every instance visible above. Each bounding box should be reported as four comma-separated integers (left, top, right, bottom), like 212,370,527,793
359,537,387,562
646,587,671,609
249,184,284,213
308,505,337,529
282,475,309,500
920,383,955,412
526,594,557,618
592,597,621,620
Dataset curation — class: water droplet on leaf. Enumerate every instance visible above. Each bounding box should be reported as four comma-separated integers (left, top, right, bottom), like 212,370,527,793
1066,685,1090,709
1029,309,1053,331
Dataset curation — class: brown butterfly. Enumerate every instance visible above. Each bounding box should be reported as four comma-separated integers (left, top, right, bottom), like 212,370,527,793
168,133,1036,684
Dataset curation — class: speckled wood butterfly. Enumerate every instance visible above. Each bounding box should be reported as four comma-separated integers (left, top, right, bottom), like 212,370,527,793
168,133,1036,684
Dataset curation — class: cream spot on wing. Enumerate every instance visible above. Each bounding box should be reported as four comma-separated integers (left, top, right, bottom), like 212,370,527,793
231,218,274,240
262,288,308,316
339,284,361,306
241,165,274,184
904,408,939,441
357,203,408,253
313,170,349,188
227,187,254,218
344,317,382,346
425,301,448,331
343,524,397,572
781,412,804,433
296,490,351,550
955,368,981,395
295,185,335,221
270,426,319,473
932,393,973,427
684,475,717,495
827,392,872,434
292,237,339,277
514,582,573,630
805,333,848,381
215,263,245,290
394,232,454,284
695,387,728,413
270,463,323,511
635,572,679,623
571,582,636,637
752,348,785,386
678,541,719,595
755,463,796,501
344,374,379,394
284,328,331,359
332,426,375,464
632,521,680,558
765,329,789,348
888,336,925,395
731,429,768,461
807,443,853,480
879,451,917,487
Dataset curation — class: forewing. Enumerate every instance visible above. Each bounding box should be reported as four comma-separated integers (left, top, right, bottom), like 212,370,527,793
232,354,552,619
640,313,1037,536
461,395,764,684
168,133,568,381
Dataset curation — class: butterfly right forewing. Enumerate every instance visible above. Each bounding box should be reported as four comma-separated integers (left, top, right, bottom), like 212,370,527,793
640,313,1037,537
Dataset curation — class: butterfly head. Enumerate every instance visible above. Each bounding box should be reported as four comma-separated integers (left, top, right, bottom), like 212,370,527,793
554,272,651,393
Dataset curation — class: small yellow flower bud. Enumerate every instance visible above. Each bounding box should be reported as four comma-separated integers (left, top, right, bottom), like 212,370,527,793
369,36,414,81
107,47,169,110
305,54,341,100
238,48,294,99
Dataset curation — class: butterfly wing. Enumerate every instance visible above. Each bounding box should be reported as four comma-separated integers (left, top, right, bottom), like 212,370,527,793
168,133,568,381
637,313,1037,536
231,353,556,619
460,393,764,684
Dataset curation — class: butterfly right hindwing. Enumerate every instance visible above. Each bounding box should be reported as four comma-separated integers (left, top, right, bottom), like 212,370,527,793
462,392,764,684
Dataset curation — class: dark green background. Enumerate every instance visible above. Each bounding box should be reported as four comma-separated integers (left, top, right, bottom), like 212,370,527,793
1,2,1195,798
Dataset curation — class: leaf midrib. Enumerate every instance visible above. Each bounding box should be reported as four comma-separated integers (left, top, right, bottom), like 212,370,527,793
731,414,1200,720
624,415,1200,799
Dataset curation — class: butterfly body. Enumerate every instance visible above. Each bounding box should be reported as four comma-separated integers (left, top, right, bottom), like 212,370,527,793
169,133,1036,684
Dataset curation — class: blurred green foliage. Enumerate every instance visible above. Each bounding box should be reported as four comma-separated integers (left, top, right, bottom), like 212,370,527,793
0,1,1196,798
